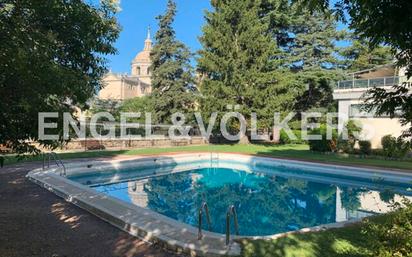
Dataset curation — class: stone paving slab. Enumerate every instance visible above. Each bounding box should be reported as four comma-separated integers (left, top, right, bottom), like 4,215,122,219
27,167,241,257
0,162,183,257
26,152,412,257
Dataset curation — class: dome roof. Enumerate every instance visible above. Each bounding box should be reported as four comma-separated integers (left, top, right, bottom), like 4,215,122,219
133,49,151,63
132,31,152,63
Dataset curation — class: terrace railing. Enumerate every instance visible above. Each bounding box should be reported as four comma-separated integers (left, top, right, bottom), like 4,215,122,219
336,76,405,90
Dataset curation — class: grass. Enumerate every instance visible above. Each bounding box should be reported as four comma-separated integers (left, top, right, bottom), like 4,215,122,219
240,206,412,257
3,144,412,171
240,223,370,257
3,143,411,256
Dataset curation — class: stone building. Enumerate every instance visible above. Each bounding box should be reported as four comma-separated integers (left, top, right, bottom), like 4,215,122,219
98,30,153,101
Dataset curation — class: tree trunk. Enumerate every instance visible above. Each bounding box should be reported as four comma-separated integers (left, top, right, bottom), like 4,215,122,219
238,131,250,144
272,126,280,143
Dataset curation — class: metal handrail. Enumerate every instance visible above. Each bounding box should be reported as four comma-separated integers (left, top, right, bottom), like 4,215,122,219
336,76,405,90
210,152,219,168
42,152,66,176
226,205,239,246
198,202,212,240
210,152,219,160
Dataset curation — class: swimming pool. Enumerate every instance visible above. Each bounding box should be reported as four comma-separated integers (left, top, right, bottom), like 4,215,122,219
28,153,412,256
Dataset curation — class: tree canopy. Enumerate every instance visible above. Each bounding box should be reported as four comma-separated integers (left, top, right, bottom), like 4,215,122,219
0,0,120,154
2,0,408,152
340,36,393,72
299,0,412,142
298,0,412,77
150,0,195,124
198,0,297,135
286,8,344,113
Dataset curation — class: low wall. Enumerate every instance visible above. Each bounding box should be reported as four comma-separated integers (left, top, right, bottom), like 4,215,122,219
60,137,208,151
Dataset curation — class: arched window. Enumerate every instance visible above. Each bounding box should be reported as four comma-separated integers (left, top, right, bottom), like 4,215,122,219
136,66,141,75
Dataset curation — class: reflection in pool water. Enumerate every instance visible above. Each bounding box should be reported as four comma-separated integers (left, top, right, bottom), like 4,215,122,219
90,167,410,236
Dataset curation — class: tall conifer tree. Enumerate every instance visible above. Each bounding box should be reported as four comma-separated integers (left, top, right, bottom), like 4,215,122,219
340,36,393,72
286,9,343,112
198,0,297,141
150,0,194,124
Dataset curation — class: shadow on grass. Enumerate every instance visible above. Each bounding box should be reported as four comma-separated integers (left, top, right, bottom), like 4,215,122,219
240,224,372,257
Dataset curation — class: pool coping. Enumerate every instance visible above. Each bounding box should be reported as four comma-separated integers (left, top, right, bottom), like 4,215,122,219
26,152,412,257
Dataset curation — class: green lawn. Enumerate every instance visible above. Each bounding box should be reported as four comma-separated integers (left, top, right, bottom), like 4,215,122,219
240,205,412,257
3,143,411,256
241,223,371,257
3,143,412,171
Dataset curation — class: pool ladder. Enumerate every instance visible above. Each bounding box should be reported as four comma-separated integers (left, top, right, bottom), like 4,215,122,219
43,152,66,176
198,202,212,240
210,152,219,167
226,205,239,245
197,202,239,246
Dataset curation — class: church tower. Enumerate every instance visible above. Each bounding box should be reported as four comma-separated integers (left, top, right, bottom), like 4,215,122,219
99,29,153,101
131,28,152,85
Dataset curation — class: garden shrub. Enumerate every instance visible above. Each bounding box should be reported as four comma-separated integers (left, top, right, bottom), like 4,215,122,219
337,120,362,154
308,124,337,152
337,135,355,153
279,130,306,144
381,135,411,158
287,120,302,130
381,135,396,156
359,140,372,155
371,148,384,156
361,200,412,257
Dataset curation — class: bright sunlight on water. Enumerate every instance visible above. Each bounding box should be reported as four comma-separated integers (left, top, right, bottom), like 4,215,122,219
72,161,412,236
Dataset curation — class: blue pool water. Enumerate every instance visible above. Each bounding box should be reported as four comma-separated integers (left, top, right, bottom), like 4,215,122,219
70,161,412,236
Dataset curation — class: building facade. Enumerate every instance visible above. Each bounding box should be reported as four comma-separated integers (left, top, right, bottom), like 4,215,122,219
98,30,153,101
333,64,411,148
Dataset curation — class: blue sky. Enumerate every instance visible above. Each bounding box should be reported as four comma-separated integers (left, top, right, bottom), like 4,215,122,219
107,0,211,73
107,0,349,73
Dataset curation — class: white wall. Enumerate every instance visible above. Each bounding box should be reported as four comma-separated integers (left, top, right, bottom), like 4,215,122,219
337,99,404,148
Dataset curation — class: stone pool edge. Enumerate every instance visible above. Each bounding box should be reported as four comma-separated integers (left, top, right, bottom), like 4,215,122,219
27,167,241,257
26,152,412,256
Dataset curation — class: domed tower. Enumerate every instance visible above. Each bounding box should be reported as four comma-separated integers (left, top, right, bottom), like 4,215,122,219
131,28,152,85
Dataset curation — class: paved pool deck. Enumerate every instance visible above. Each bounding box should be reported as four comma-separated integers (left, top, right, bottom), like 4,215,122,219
0,160,185,257
2,152,411,257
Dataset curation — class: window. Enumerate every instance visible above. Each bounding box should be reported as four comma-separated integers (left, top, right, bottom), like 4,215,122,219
349,104,401,118
349,104,374,118
136,66,141,75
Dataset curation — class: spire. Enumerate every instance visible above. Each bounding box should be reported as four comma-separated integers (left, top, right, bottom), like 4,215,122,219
147,26,151,40
144,26,152,51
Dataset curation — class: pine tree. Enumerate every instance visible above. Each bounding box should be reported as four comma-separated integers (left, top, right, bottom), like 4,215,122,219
150,0,194,124
286,9,344,112
340,36,393,72
198,0,297,142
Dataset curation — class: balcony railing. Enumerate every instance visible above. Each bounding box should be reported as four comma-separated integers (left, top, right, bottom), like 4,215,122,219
336,76,404,90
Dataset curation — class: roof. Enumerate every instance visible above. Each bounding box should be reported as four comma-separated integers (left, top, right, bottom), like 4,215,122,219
103,72,149,86
132,49,151,63
347,63,397,79
132,31,152,63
